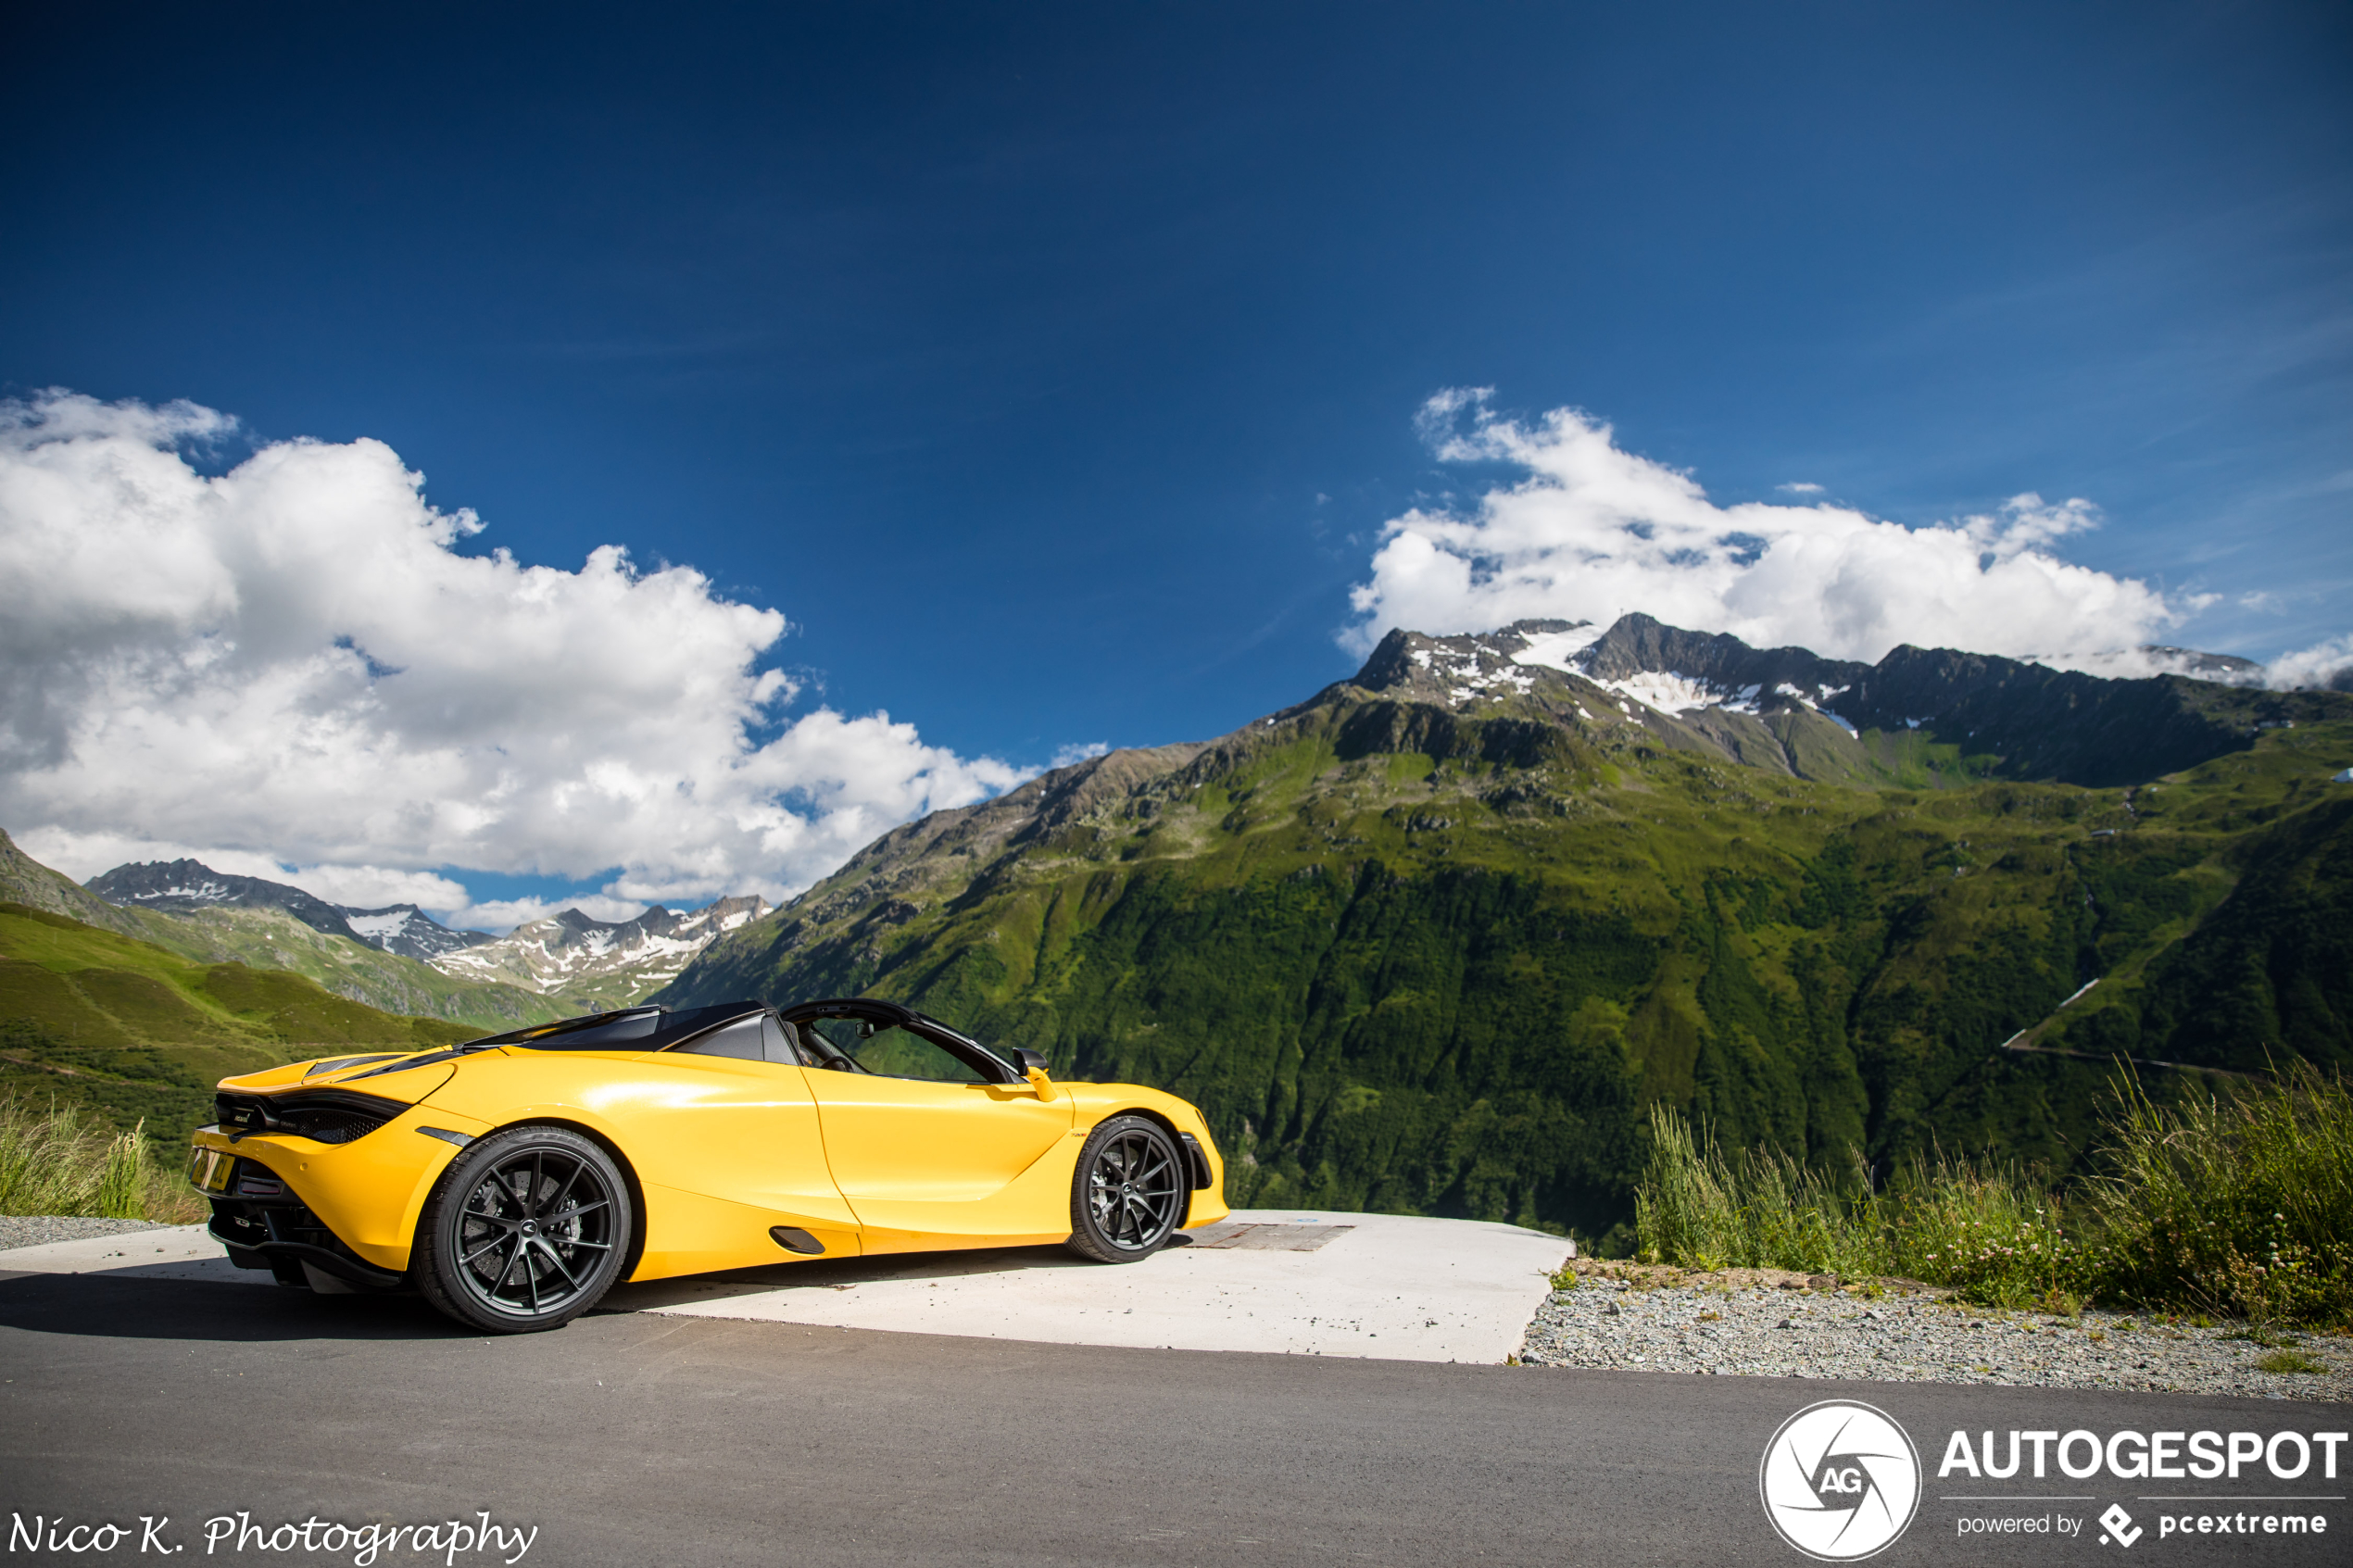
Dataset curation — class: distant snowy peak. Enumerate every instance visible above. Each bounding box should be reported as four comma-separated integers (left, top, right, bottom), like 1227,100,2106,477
86,859,494,960
1357,615,1859,724
428,894,773,1003
340,904,496,961
1361,613,2275,728
1342,611,2337,789
87,859,366,941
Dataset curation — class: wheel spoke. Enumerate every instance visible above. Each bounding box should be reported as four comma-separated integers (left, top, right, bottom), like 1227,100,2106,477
535,1238,583,1291
545,1157,584,1214
459,1230,510,1267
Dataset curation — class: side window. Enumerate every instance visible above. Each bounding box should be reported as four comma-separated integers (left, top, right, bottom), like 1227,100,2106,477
761,1015,805,1064
672,1016,765,1061
804,1018,986,1084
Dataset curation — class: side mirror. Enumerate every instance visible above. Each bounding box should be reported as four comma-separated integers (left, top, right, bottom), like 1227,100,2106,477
1008,1047,1055,1102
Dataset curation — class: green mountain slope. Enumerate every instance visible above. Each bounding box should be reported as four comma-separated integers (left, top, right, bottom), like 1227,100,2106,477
0,828,155,939
0,902,476,1147
1,826,560,1033
662,623,2353,1248
109,904,564,1033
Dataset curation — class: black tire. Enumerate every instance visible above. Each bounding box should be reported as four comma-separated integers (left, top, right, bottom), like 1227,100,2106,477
1066,1114,1186,1263
414,1125,633,1334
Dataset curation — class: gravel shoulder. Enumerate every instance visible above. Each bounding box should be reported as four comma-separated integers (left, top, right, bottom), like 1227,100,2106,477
0,1215,166,1252
1518,1260,2353,1402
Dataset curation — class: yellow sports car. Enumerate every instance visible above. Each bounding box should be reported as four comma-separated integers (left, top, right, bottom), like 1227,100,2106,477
188,997,1227,1333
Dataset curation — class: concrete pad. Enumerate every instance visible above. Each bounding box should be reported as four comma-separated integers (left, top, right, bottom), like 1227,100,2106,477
0,1212,1574,1364
0,1223,260,1286
604,1210,1571,1363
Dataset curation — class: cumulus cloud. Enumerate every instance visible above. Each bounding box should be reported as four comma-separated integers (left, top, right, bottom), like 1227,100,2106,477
0,392,1026,928
2268,633,2353,692
1345,392,2192,669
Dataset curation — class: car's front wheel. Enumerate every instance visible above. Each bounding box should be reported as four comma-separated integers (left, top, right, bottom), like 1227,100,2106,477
1066,1114,1186,1262
414,1125,632,1333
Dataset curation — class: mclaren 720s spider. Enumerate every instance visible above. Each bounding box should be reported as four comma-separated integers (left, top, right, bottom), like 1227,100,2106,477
189,997,1228,1333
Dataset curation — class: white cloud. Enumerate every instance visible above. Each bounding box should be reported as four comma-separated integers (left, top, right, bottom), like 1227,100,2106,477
276,864,476,911
1345,392,2189,669
1050,742,1111,770
12,826,475,914
452,894,652,931
2268,633,2353,691
0,391,1028,927
1776,481,1825,495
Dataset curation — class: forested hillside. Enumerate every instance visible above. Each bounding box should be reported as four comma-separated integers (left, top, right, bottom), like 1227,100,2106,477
664,618,2353,1250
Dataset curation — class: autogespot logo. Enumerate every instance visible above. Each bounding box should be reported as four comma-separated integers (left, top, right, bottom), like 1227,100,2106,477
1760,1399,1923,1562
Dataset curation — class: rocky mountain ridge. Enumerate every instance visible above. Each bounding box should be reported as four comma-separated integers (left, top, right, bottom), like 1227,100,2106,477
1351,614,2334,788
85,859,494,960
82,855,772,1014
430,896,772,1010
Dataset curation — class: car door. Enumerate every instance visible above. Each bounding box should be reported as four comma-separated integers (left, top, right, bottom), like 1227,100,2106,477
797,1015,1073,1242
620,1013,859,1247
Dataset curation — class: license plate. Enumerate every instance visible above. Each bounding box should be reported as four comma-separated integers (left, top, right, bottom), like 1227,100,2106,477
189,1146,234,1194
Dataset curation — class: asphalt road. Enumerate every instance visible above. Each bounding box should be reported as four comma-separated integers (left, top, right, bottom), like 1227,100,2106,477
3,1267,2346,1567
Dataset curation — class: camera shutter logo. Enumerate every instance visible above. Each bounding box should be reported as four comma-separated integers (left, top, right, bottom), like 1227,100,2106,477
1758,1399,1922,1561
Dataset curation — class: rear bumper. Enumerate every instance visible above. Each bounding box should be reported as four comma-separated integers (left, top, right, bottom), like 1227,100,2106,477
190,1100,489,1273
209,1217,408,1291
203,1157,409,1291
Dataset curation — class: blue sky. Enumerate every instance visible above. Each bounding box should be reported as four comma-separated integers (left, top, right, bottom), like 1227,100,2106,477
4,3,2348,924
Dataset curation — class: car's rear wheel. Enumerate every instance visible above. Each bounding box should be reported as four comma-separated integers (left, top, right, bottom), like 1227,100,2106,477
414,1125,632,1333
1066,1115,1186,1262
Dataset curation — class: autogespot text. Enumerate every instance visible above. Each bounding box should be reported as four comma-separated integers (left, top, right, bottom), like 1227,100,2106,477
1936,1425,2347,1481
1937,1424,2345,1550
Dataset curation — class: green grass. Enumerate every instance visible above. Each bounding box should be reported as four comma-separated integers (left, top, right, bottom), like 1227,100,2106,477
2255,1349,2329,1374
0,1097,203,1223
2082,1060,2353,1325
1631,1102,2078,1303
1633,1062,2353,1325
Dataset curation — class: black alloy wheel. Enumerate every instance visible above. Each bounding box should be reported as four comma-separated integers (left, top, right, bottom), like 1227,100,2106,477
415,1125,632,1333
1066,1114,1186,1262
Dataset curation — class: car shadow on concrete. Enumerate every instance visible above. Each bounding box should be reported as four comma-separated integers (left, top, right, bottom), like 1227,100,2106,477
0,1268,466,1343
595,1238,1131,1314
0,1235,1202,1341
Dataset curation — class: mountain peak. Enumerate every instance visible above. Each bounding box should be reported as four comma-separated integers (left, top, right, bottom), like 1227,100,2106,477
1330,613,2335,789
429,894,774,1007
85,859,490,961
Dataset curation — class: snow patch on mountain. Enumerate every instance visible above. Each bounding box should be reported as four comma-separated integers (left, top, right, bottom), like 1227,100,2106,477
1411,641,1539,701
1601,672,1764,715
428,895,772,1003
343,910,410,941
1508,623,1607,671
